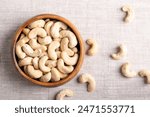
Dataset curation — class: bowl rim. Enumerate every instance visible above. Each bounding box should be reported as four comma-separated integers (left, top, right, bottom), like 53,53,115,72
12,14,84,87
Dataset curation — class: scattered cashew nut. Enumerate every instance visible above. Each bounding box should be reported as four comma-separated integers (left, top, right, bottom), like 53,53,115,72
86,39,97,56
138,70,150,84
56,89,74,100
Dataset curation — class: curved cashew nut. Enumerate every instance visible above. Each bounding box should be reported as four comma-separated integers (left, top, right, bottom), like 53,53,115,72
27,65,43,79
32,57,39,69
86,39,97,56
45,60,57,68
48,41,60,60
111,45,127,60
23,28,30,35
60,38,74,56
138,70,150,84
61,51,78,65
38,36,52,45
56,89,74,100
28,20,45,29
28,27,47,39
57,59,74,74
121,62,137,78
51,68,67,81
18,57,33,67
121,5,134,23
78,74,96,92
40,72,51,82
51,21,67,38
44,21,53,36
22,44,42,57
60,30,77,48
39,56,51,73
16,37,29,59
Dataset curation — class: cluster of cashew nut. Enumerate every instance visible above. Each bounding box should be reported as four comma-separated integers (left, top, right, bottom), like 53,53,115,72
16,19,79,82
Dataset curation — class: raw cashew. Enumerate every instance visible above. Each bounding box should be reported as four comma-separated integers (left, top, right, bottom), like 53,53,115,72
39,52,48,58
138,70,150,84
28,27,47,39
40,72,51,82
23,28,30,35
19,34,25,39
61,51,78,65
57,59,74,74
48,41,60,60
39,56,51,73
56,89,74,100
111,45,127,60
22,44,42,57
46,60,57,68
78,74,96,92
60,30,77,48
38,36,52,45
60,38,74,56
72,47,78,53
51,68,67,81
28,20,45,29
121,62,137,78
27,65,43,79
44,21,53,36
56,51,61,59
51,21,67,38
16,37,30,59
121,5,134,23
23,66,28,75
54,38,61,42
86,39,97,56
32,57,39,69
18,57,33,67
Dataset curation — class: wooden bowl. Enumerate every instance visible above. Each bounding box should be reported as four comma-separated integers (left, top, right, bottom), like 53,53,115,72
12,14,84,87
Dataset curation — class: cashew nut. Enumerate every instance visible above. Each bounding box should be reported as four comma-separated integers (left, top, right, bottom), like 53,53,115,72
121,62,137,78
23,66,28,75
60,30,77,48
86,39,97,56
28,27,47,39
60,38,74,56
54,38,61,42
138,70,150,84
78,74,96,92
44,21,53,36
18,57,33,67
45,60,57,68
121,5,134,23
40,72,51,82
51,21,67,38
61,51,78,65
45,19,50,22
56,51,61,59
32,57,39,69
48,41,60,60
56,89,74,100
72,47,78,53
28,20,45,29
39,52,48,58
111,45,127,60
22,44,42,57
23,28,30,35
16,37,30,59
19,34,25,39
38,36,52,45
57,59,74,74
39,56,51,73
27,65,43,79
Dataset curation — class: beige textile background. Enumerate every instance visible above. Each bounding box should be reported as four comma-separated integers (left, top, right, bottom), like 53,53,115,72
0,0,150,100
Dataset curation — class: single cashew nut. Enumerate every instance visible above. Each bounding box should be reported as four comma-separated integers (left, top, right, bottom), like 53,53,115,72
38,36,52,45
121,5,134,23
86,39,97,56
44,21,54,36
28,27,47,39
16,37,30,59
22,44,42,57
57,59,74,74
56,89,74,100
48,41,60,60
32,57,39,69
28,20,45,29
72,47,78,53
23,28,30,35
61,51,78,65
18,57,33,67
121,62,137,78
60,30,77,48
138,70,150,84
111,45,127,60
40,72,51,82
51,21,67,38
60,38,74,56
78,74,96,92
39,56,51,73
27,65,43,79
45,60,57,68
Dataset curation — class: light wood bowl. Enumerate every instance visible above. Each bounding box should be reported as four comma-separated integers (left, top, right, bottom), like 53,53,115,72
12,14,84,87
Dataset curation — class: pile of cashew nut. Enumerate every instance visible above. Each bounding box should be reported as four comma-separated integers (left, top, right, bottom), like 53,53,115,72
16,19,79,82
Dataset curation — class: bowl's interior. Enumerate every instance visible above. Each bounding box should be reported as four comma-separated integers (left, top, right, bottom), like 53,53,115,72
13,14,84,87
